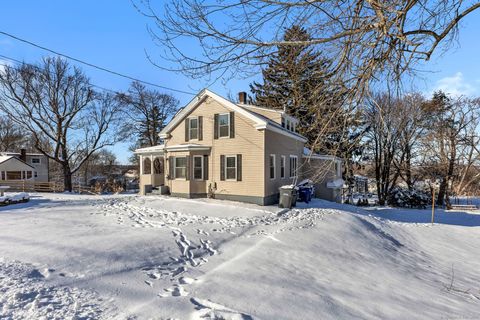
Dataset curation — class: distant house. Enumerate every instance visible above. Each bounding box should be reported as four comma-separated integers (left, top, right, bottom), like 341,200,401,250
0,149,49,182
135,89,343,205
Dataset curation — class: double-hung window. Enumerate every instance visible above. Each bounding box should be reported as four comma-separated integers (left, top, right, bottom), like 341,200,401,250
193,156,203,180
289,156,298,178
280,156,286,178
31,158,41,164
225,155,237,180
189,117,198,140
218,113,230,138
269,155,276,179
174,157,187,179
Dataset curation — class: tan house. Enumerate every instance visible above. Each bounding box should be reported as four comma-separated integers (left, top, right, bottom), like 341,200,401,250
135,89,343,205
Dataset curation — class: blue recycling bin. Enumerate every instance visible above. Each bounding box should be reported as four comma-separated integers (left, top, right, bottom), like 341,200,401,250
298,185,313,203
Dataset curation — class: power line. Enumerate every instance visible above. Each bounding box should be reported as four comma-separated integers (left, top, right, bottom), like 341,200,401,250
0,54,124,95
0,30,196,96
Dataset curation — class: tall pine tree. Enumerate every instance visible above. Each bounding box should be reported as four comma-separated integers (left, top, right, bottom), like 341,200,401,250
250,25,362,159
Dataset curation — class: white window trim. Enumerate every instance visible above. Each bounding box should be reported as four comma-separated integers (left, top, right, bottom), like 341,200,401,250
269,154,276,180
189,117,199,141
193,155,204,181
218,113,231,139
225,155,237,181
31,157,41,164
289,155,298,178
280,155,286,178
174,156,187,180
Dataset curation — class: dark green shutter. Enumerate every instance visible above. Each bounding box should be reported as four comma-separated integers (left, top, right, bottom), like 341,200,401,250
186,156,190,180
236,154,242,181
169,157,174,179
220,155,225,181
229,112,235,138
214,114,219,139
185,119,189,142
203,155,209,180
198,116,203,141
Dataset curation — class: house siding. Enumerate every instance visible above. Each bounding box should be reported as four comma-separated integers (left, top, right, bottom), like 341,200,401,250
301,157,342,202
166,97,266,199
264,130,304,200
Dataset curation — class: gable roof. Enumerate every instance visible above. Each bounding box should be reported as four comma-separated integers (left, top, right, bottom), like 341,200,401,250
0,155,35,169
160,89,307,143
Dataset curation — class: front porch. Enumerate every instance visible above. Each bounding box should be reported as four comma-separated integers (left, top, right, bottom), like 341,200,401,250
135,145,166,195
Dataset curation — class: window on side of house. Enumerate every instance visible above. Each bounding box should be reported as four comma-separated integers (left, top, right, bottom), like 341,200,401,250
189,117,198,140
289,156,298,178
193,155,203,180
280,156,286,178
34,172,38,178
225,155,237,180
218,113,230,138
269,154,275,179
174,157,187,179
31,158,41,164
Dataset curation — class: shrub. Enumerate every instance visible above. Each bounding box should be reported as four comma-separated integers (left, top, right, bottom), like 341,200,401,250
387,187,430,209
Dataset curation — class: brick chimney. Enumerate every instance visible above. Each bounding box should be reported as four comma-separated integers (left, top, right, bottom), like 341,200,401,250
238,92,247,104
20,149,27,162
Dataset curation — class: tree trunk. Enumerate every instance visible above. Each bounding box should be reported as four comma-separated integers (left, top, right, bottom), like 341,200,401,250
63,163,73,192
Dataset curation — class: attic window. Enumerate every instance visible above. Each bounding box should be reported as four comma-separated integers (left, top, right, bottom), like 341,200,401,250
189,117,198,140
31,158,41,164
218,113,230,138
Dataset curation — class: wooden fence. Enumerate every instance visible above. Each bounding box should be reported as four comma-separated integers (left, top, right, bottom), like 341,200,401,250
0,181,97,194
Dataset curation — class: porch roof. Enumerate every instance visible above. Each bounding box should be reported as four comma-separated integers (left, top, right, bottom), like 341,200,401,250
134,145,165,155
165,144,211,152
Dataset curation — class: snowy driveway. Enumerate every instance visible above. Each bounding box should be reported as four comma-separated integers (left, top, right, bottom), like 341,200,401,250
1,193,480,319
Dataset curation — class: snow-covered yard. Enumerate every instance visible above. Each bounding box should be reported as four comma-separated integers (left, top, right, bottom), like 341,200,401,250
1,193,479,319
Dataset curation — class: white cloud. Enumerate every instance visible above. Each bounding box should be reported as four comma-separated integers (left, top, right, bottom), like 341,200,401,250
433,72,477,97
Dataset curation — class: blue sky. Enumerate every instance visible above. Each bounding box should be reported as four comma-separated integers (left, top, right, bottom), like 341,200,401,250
1,1,480,163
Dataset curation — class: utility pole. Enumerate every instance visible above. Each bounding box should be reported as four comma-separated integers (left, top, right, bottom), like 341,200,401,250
431,187,435,225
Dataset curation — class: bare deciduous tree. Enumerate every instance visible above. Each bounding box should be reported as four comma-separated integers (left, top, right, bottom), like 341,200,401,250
136,0,480,96
119,81,179,163
364,92,406,205
422,92,480,206
0,115,25,151
0,57,126,192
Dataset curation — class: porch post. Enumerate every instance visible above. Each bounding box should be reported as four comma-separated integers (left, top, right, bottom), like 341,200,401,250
139,155,143,175
150,154,154,174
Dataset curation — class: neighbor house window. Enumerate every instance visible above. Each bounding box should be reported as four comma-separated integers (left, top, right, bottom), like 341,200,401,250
289,156,298,178
189,117,198,140
225,155,237,180
269,154,276,179
193,155,203,180
218,113,230,138
7,171,22,180
280,156,286,178
26,171,32,179
31,158,41,164
34,171,38,178
174,157,187,179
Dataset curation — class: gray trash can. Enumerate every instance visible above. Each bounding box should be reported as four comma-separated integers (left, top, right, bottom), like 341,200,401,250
279,185,297,209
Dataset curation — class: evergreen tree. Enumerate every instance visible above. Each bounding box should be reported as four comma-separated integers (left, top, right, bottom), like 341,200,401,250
250,25,364,175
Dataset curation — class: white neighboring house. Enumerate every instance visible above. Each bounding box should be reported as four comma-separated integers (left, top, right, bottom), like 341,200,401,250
0,149,49,182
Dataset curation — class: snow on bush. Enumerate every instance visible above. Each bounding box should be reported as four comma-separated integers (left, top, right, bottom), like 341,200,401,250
387,187,430,208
